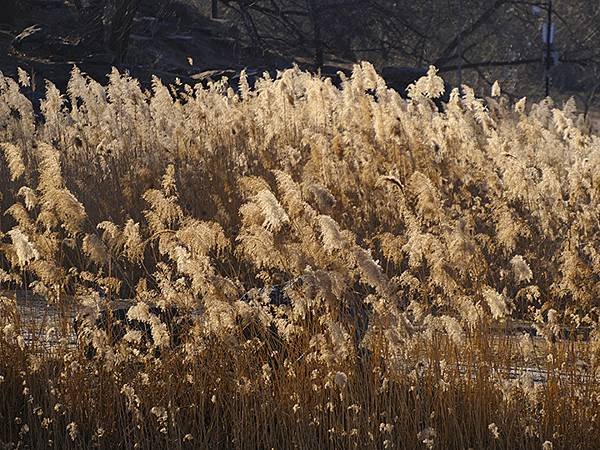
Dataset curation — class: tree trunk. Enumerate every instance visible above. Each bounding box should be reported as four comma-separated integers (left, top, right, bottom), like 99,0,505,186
307,0,323,68
106,0,141,63
79,0,106,48
78,0,141,63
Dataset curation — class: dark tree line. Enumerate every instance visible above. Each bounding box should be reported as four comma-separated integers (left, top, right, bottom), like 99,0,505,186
4,0,598,107
215,0,600,104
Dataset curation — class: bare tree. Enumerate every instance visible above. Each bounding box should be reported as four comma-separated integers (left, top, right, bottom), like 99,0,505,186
220,0,366,67
75,0,143,63
106,0,142,62
218,0,600,104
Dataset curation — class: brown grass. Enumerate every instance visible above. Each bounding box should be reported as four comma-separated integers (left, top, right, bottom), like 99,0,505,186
0,65,599,449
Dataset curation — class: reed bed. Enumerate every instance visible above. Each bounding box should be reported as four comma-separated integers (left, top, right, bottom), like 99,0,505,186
1,65,599,449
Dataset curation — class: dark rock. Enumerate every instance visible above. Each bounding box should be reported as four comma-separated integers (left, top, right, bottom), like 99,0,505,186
380,66,428,94
191,69,238,84
11,25,48,53
241,276,371,352
381,66,452,105
73,305,191,358
191,64,450,110
11,24,89,61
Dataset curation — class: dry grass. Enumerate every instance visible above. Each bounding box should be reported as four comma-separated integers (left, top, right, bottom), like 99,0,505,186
1,65,600,449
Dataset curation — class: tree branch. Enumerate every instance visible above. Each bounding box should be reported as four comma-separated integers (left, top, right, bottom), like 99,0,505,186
434,0,508,66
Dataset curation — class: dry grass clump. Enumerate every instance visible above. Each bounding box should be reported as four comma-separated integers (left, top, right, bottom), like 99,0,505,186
1,64,600,449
